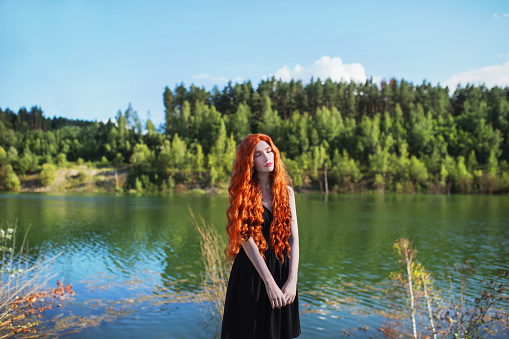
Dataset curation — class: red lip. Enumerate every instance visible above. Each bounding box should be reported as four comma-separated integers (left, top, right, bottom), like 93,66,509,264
265,162,273,167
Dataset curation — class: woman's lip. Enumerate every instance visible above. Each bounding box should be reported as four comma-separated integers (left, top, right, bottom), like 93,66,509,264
265,162,273,167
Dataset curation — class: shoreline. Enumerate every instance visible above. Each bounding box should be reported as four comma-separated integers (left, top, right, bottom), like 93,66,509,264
5,165,507,196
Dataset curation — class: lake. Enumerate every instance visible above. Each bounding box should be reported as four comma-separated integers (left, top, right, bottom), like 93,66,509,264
1,192,508,338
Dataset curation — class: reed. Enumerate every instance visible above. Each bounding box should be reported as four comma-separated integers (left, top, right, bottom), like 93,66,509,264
189,208,230,320
0,221,72,337
386,237,509,339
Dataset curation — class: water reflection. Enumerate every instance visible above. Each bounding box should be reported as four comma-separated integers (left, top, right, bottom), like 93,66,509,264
0,192,508,338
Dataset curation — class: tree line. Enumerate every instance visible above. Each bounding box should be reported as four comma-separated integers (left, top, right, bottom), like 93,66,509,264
1,78,508,194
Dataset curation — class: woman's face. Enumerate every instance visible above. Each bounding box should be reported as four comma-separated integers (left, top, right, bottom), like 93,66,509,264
253,141,274,173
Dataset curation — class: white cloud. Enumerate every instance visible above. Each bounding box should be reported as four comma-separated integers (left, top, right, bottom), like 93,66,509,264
271,56,367,84
444,61,509,90
493,13,509,19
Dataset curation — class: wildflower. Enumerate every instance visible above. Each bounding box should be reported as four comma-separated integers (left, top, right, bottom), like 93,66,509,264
0,229,4,237
7,228,14,233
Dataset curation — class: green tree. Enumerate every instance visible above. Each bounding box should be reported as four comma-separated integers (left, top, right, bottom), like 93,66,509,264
130,143,155,172
146,119,156,136
40,163,57,186
170,134,188,172
56,153,67,167
6,146,19,168
258,95,282,143
455,156,473,194
3,164,20,191
230,103,252,143
408,156,429,191
0,146,6,164
18,147,38,175
369,144,390,193
330,149,361,193
194,143,205,176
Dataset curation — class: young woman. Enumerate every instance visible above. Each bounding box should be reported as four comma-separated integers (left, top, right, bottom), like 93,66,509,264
221,134,301,339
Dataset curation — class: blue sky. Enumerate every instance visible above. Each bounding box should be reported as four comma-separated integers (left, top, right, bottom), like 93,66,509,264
1,0,508,126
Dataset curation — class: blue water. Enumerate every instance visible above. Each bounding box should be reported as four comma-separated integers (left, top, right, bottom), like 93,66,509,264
1,192,508,338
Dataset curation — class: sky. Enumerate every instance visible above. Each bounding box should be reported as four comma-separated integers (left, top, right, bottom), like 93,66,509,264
0,0,508,127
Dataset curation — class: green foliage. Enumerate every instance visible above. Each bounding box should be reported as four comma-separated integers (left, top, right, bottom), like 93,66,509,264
112,153,124,167
40,163,57,186
6,146,18,168
99,156,109,167
330,150,361,193
0,147,6,164
134,177,143,192
1,80,509,193
18,147,38,175
282,155,304,190
2,164,21,191
56,153,67,167
76,170,87,183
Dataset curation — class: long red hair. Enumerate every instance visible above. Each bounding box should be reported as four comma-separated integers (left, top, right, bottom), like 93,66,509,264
225,134,292,262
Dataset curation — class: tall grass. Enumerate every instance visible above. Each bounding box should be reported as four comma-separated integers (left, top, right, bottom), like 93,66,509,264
0,221,69,337
189,208,230,320
387,238,509,339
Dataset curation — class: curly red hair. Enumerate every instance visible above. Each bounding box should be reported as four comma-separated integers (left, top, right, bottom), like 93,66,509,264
225,133,292,263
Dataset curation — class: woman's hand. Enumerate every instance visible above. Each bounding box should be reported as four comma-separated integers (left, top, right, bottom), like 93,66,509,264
265,280,286,309
282,277,297,305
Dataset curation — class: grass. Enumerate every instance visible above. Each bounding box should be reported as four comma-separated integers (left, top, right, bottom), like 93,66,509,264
189,208,230,321
0,221,73,337
385,238,509,339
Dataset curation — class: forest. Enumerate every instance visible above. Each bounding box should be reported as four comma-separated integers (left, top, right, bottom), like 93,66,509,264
0,78,508,194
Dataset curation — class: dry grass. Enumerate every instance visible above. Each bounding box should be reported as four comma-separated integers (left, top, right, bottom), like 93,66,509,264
189,208,230,320
0,221,64,337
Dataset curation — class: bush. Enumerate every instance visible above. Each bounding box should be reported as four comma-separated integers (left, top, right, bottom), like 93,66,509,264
56,153,67,167
0,147,6,164
0,164,20,191
99,156,109,167
40,163,57,186
5,171,20,191
76,170,87,183
135,177,143,192
112,153,124,167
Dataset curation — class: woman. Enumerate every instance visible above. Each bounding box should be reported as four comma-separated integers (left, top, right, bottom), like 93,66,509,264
221,134,301,339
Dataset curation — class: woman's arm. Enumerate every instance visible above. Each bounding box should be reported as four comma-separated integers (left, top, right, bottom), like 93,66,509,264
242,237,286,309
282,186,299,305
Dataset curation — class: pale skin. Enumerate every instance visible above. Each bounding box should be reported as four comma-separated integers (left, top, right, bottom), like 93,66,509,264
241,141,300,309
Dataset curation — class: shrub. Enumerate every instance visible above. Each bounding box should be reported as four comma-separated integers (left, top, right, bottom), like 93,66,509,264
56,153,67,167
40,163,57,186
76,170,87,183
5,169,20,191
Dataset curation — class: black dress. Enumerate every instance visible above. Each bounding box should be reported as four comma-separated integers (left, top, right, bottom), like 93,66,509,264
221,206,301,339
